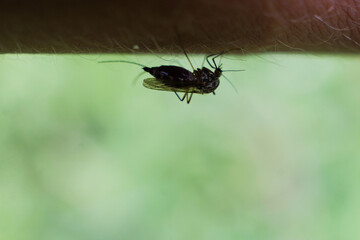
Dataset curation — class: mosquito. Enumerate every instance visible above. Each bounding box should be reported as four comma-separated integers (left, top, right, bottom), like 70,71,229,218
99,48,243,104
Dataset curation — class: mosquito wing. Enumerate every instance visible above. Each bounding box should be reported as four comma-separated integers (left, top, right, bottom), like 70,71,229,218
143,78,202,94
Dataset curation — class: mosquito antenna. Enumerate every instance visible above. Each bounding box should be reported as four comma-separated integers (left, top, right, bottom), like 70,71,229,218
222,74,238,94
221,48,244,55
219,53,224,67
98,60,147,68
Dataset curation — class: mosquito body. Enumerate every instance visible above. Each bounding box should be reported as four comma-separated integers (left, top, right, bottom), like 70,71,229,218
142,59,221,104
99,49,241,104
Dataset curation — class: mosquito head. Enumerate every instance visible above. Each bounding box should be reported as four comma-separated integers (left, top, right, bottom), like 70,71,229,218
214,67,222,78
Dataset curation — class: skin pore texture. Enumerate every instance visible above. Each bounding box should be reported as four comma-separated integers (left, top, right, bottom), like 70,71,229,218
0,0,360,54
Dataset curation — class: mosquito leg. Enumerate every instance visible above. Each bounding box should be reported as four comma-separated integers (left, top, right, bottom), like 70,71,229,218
174,28,195,71
213,91,216,95
132,71,146,86
187,93,193,104
201,55,206,68
212,53,223,69
174,92,187,101
183,49,195,71
212,57,218,69
206,54,216,69
175,92,182,101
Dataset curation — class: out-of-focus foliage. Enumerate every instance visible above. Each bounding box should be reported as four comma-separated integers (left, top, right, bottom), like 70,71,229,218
0,54,359,240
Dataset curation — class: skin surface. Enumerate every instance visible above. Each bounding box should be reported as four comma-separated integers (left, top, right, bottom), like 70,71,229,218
0,0,360,54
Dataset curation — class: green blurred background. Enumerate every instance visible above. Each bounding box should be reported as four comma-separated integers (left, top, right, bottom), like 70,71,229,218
0,53,359,240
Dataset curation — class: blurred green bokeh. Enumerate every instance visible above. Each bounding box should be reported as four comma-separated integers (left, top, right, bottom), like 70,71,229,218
0,53,360,240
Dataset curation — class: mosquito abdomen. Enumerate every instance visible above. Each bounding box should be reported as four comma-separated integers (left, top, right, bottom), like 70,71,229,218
143,66,170,80
143,67,152,73
143,66,164,79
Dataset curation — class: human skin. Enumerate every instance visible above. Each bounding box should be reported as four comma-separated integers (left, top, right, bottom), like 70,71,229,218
0,0,359,54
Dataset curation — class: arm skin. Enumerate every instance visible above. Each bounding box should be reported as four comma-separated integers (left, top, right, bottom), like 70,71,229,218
0,0,359,54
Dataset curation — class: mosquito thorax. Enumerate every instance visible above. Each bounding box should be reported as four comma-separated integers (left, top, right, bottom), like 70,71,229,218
196,67,220,93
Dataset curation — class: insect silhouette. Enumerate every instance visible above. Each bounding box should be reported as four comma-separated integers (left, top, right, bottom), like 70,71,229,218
99,48,243,104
